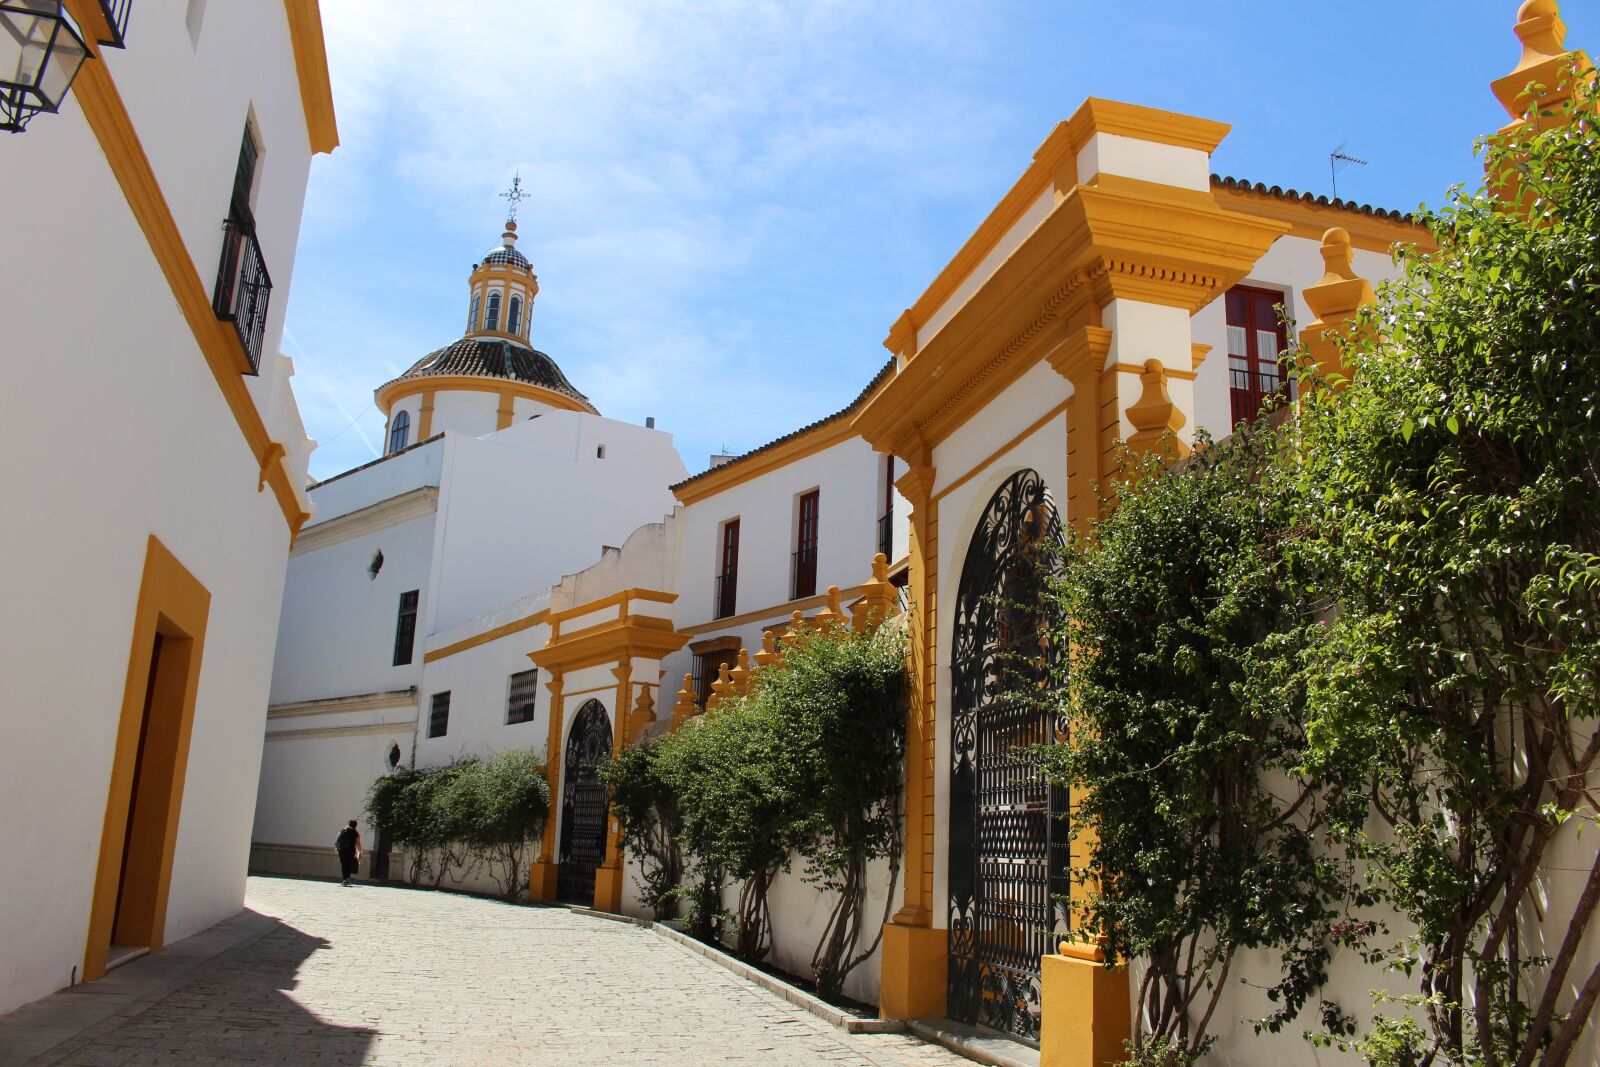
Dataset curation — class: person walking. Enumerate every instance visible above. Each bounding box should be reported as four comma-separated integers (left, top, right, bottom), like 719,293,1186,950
336,819,362,886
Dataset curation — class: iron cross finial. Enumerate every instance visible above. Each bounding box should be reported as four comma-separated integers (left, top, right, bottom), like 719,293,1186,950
499,173,530,223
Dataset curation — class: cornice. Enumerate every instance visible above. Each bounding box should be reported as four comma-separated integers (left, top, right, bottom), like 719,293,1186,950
283,0,339,154
267,688,418,719
376,375,597,417
531,615,688,673
292,486,439,555
672,416,858,506
1211,182,1433,254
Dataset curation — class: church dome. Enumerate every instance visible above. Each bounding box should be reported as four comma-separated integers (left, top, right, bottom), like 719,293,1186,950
479,244,531,270
384,337,594,411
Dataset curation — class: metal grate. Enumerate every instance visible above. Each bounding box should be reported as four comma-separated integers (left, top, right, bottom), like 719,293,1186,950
427,691,451,739
212,217,272,374
947,468,1068,1044
506,668,539,725
558,700,613,904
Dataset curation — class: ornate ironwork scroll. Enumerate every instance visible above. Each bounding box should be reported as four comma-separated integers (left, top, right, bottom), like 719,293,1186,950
947,468,1069,1043
558,699,612,904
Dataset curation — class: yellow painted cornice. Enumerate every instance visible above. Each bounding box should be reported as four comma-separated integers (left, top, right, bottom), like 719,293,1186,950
283,0,339,154
548,588,677,632
672,415,858,506
530,615,687,673
884,99,1229,357
424,608,549,664
1212,183,1433,254
375,374,597,417
70,58,309,541
1064,97,1230,155
854,176,1288,453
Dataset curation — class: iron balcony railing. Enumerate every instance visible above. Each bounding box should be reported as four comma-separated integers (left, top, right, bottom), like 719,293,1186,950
714,571,737,620
213,216,272,375
96,0,134,47
877,511,893,561
791,545,818,600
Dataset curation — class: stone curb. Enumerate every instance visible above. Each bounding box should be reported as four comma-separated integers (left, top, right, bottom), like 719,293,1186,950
906,1019,1040,1067
641,921,907,1035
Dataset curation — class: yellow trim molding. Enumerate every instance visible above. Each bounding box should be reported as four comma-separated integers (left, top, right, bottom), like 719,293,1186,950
424,608,549,663
69,60,310,541
677,585,866,636
931,395,1074,506
548,588,677,630
672,418,857,506
376,375,597,419
531,615,687,674
283,0,339,155
85,536,211,982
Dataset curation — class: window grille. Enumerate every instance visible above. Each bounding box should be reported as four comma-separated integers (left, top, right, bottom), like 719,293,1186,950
428,691,451,738
506,668,539,725
393,590,419,666
1226,286,1291,425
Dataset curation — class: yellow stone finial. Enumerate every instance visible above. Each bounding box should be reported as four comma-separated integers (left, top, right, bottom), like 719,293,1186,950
1492,0,1590,124
1300,228,1376,387
671,673,696,731
1125,359,1189,459
730,648,753,694
872,552,889,582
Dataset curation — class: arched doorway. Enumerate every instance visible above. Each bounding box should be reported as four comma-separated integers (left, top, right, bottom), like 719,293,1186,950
558,700,612,905
947,468,1068,1043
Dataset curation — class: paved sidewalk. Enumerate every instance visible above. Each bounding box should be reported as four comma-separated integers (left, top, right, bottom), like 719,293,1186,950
1,876,972,1066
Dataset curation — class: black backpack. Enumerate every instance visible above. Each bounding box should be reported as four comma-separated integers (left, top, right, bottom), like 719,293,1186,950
335,827,356,852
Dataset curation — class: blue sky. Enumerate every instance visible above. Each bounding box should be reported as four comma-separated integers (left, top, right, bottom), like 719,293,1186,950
284,1,1597,481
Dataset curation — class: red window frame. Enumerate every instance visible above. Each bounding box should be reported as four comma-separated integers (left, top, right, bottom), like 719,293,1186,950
1226,285,1291,425
793,490,819,599
715,519,739,619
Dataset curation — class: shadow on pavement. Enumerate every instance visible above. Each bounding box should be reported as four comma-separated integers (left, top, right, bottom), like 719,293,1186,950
5,909,378,1066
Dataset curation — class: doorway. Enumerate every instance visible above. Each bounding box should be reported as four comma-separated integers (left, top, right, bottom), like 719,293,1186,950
85,537,210,982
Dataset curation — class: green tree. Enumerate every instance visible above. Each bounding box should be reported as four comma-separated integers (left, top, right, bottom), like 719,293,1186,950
599,738,683,920
1037,425,1357,1066
1293,64,1600,1067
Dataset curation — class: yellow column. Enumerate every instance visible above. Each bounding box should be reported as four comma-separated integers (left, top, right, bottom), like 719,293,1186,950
529,668,565,901
417,387,436,440
496,388,515,430
593,662,632,913
879,456,947,1021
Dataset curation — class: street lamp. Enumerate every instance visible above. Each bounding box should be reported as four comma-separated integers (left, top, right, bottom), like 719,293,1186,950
0,1,90,134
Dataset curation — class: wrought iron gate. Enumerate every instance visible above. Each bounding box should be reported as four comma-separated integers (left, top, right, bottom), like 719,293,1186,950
947,469,1069,1043
558,700,612,905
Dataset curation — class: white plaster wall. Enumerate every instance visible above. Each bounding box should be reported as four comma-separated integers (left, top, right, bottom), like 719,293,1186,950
412,617,553,767
270,510,438,705
428,389,500,439
308,436,444,518
384,394,424,452
253,727,415,860
1191,235,1402,440
426,414,686,633
0,14,314,1011
1076,133,1210,192
672,436,887,630
107,0,315,422
921,189,1055,345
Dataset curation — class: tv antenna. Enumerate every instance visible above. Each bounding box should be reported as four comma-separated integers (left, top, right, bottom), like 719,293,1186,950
1329,143,1368,200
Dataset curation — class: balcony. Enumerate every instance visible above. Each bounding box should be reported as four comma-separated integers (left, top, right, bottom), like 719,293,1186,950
791,545,817,600
877,511,893,562
87,0,134,47
714,570,737,620
212,217,272,375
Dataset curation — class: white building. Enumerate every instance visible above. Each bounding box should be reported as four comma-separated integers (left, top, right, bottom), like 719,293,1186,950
0,0,334,1015
250,217,688,879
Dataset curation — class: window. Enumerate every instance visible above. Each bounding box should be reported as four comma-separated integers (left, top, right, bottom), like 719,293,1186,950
878,456,895,561
1226,285,1291,425
596,445,605,459
715,519,739,619
693,649,739,707
793,490,819,599
387,410,410,455
428,691,451,738
468,290,481,332
212,122,272,374
507,668,539,725
508,295,523,335
486,291,502,332
392,590,419,666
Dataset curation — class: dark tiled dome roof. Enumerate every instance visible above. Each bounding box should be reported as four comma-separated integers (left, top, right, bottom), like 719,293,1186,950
480,245,532,269
382,338,592,410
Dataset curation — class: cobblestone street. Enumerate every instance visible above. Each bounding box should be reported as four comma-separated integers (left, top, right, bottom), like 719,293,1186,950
4,877,971,1066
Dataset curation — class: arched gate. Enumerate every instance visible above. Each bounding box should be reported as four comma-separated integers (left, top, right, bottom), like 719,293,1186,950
947,468,1069,1042
558,700,612,905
